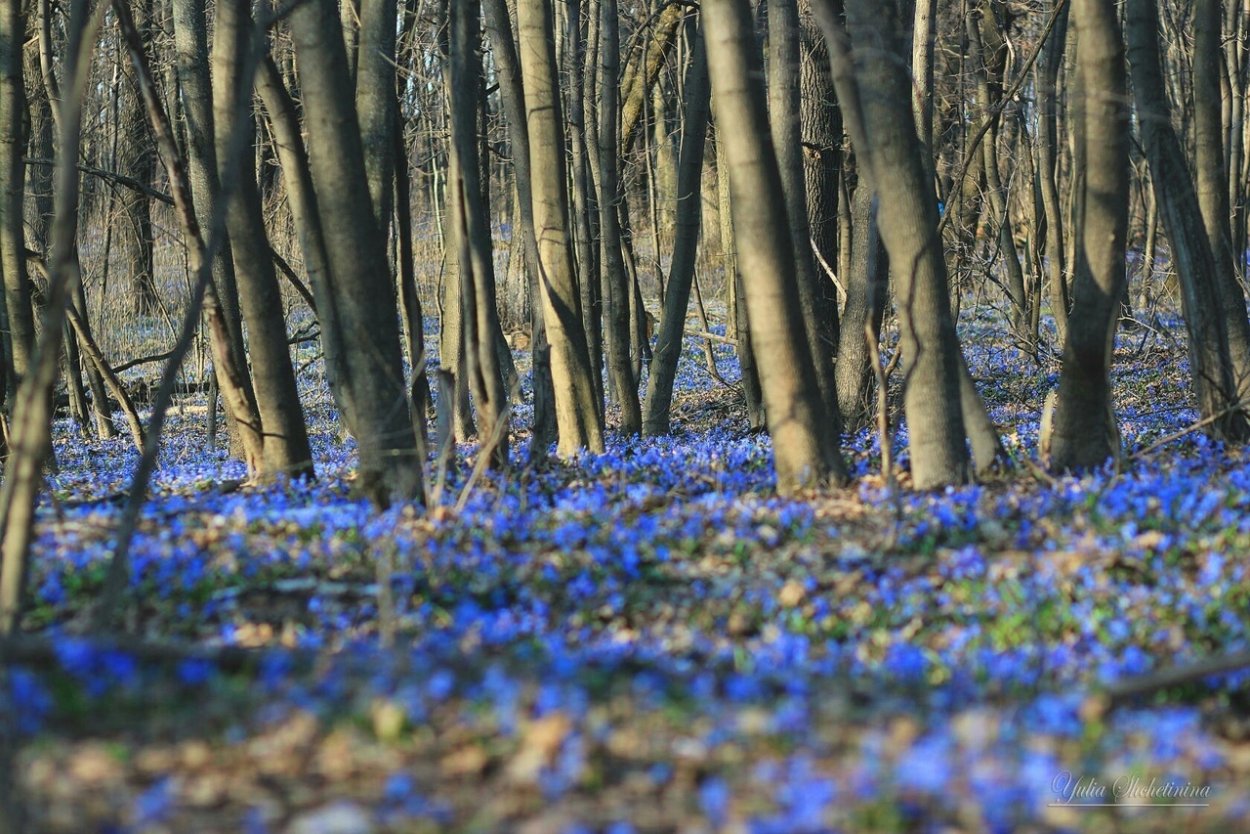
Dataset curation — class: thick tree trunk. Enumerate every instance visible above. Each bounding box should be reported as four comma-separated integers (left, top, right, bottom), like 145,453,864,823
289,0,423,503
1048,0,1130,472
820,0,972,488
704,0,847,492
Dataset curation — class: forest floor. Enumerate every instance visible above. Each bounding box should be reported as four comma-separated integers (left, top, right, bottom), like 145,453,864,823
4,309,1250,833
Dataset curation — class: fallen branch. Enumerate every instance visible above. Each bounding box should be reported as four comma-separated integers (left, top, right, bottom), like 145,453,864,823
1102,649,1250,709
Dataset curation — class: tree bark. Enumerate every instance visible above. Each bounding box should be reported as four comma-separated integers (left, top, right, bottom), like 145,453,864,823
600,0,642,435
770,0,840,429
516,0,605,456
704,0,847,492
1048,0,1130,471
450,0,509,466
0,0,34,383
211,0,313,478
819,0,972,488
1125,0,1249,440
643,26,710,436
288,0,423,503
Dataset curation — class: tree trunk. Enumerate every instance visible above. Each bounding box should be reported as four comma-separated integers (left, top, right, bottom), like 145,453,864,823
820,0,972,488
704,0,847,492
118,0,157,316
0,0,34,384
356,0,397,233
211,0,314,478
516,0,605,456
170,0,261,470
715,112,766,431
835,181,887,432
288,0,423,503
1125,0,1249,440
600,0,642,435
1048,0,1130,472
1036,0,1069,343
643,26,710,436
450,0,509,465
483,0,558,455
770,0,840,428
801,6,842,351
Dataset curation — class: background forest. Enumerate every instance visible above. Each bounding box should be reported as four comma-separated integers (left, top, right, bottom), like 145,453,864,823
2,0,1250,831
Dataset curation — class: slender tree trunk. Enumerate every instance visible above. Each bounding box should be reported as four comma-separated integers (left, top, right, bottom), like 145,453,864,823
600,0,642,435
770,0,840,428
0,0,34,383
643,26,710,435
450,0,509,465
1126,0,1250,439
1196,0,1233,271
255,55,355,431
118,0,157,315
1037,0,1069,343
715,113,766,431
212,0,313,478
566,0,606,418
516,0,605,456
170,0,261,469
483,0,558,454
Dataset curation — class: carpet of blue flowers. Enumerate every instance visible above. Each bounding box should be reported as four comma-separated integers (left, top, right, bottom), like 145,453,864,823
4,312,1250,833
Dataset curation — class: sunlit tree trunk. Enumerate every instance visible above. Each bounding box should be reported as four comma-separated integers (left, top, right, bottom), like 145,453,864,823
1048,0,1130,471
484,0,558,455
819,0,972,488
211,0,313,477
0,0,34,385
704,0,847,492
1126,0,1250,440
770,0,840,428
449,0,509,465
516,0,605,456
